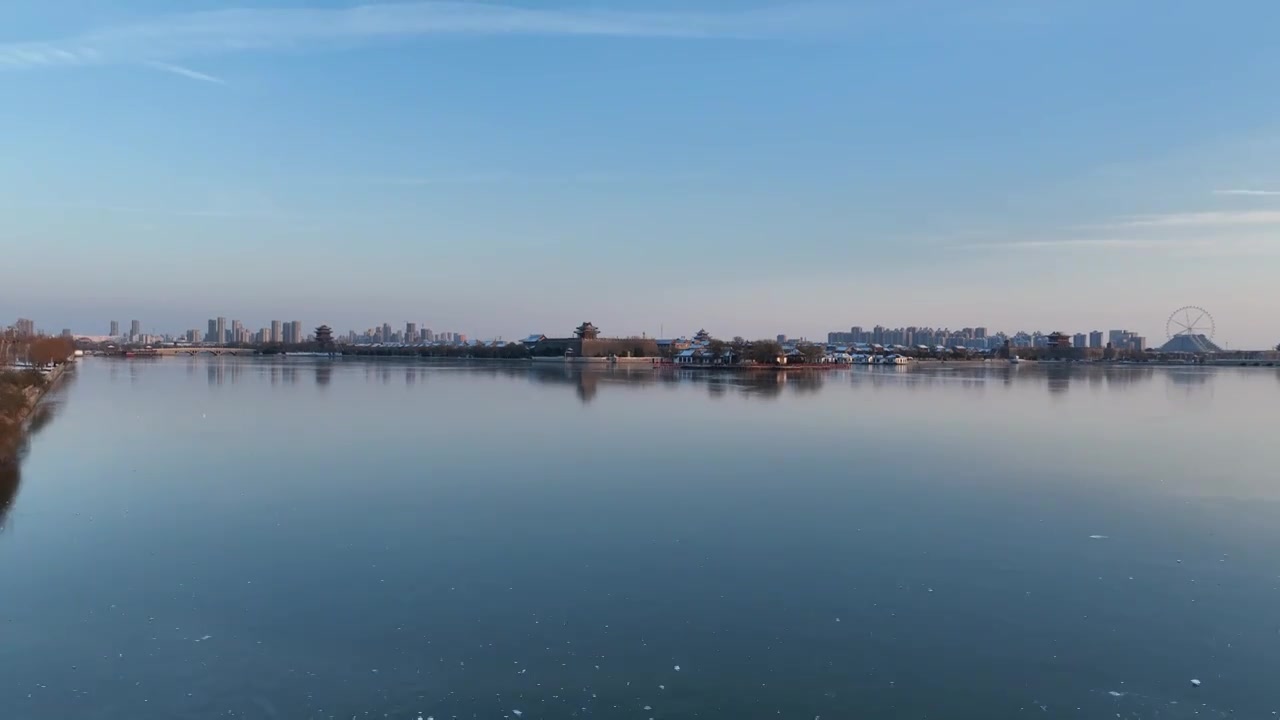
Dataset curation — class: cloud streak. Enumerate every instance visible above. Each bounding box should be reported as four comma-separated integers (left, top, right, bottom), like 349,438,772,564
961,238,1173,251
1115,210,1280,228
148,61,227,85
0,2,854,71
960,234,1280,257
1213,189,1280,197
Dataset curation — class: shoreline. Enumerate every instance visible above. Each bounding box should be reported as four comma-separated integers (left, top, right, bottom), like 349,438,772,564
0,363,70,462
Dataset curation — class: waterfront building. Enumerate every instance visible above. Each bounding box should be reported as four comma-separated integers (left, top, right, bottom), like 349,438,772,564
1047,332,1072,348
109,320,119,337
530,322,659,358
314,326,334,349
130,320,141,340
271,320,283,344
1089,331,1104,348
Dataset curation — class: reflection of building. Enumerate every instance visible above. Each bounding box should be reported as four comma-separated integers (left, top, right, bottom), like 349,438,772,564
530,322,660,358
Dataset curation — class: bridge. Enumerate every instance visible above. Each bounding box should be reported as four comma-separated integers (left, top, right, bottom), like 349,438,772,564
140,347,260,357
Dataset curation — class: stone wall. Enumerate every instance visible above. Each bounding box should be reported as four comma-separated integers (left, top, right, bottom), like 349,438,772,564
532,338,660,358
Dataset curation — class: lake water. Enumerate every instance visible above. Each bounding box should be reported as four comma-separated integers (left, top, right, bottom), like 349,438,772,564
3,358,1279,719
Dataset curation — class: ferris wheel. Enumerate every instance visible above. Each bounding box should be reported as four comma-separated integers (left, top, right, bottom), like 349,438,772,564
1166,306,1215,340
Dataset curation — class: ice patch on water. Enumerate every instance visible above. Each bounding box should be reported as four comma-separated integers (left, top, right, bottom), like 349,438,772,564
512,711,523,717
674,665,681,671
194,635,212,642
1108,691,1125,697
1089,535,1108,539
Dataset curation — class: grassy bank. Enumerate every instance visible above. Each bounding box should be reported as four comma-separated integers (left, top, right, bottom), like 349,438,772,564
0,366,63,461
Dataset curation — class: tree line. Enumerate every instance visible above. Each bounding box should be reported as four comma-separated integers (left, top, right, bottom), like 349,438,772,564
1,332,75,370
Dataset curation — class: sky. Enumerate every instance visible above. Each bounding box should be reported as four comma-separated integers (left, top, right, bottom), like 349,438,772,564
2,0,1279,347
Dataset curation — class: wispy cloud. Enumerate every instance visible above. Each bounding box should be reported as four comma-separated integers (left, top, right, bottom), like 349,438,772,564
960,238,1173,252
1115,210,1280,228
356,171,631,186
0,2,855,71
960,234,1280,257
32,202,276,218
148,61,226,85
1213,189,1280,197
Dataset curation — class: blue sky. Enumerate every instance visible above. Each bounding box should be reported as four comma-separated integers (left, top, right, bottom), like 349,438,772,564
3,1,1279,346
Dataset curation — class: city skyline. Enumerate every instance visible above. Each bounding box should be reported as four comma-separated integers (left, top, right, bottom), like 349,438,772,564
6,314,1240,352
3,1,1279,345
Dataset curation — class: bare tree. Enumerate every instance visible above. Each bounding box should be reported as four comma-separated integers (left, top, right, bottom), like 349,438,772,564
798,343,826,364
748,340,784,365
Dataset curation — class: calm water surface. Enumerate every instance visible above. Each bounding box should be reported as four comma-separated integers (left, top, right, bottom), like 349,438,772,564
3,358,1279,719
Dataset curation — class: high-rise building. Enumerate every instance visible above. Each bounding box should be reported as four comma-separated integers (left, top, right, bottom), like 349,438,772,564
282,323,293,344
130,320,141,340
974,327,987,339
872,325,885,345
1089,331,1103,348
406,323,417,343
207,319,217,343
60,328,72,338
1073,333,1087,349
109,320,120,337
423,328,433,343
258,328,270,344
216,317,226,346
271,320,283,344
381,323,392,344
290,321,303,345
231,320,243,343
14,318,35,336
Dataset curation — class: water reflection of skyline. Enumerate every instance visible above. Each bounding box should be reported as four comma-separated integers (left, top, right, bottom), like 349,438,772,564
97,357,1251,404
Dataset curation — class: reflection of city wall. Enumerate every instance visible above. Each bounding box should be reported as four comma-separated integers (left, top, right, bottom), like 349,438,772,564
525,365,826,402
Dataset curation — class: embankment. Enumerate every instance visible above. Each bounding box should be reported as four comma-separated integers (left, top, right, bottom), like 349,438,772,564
0,363,69,461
